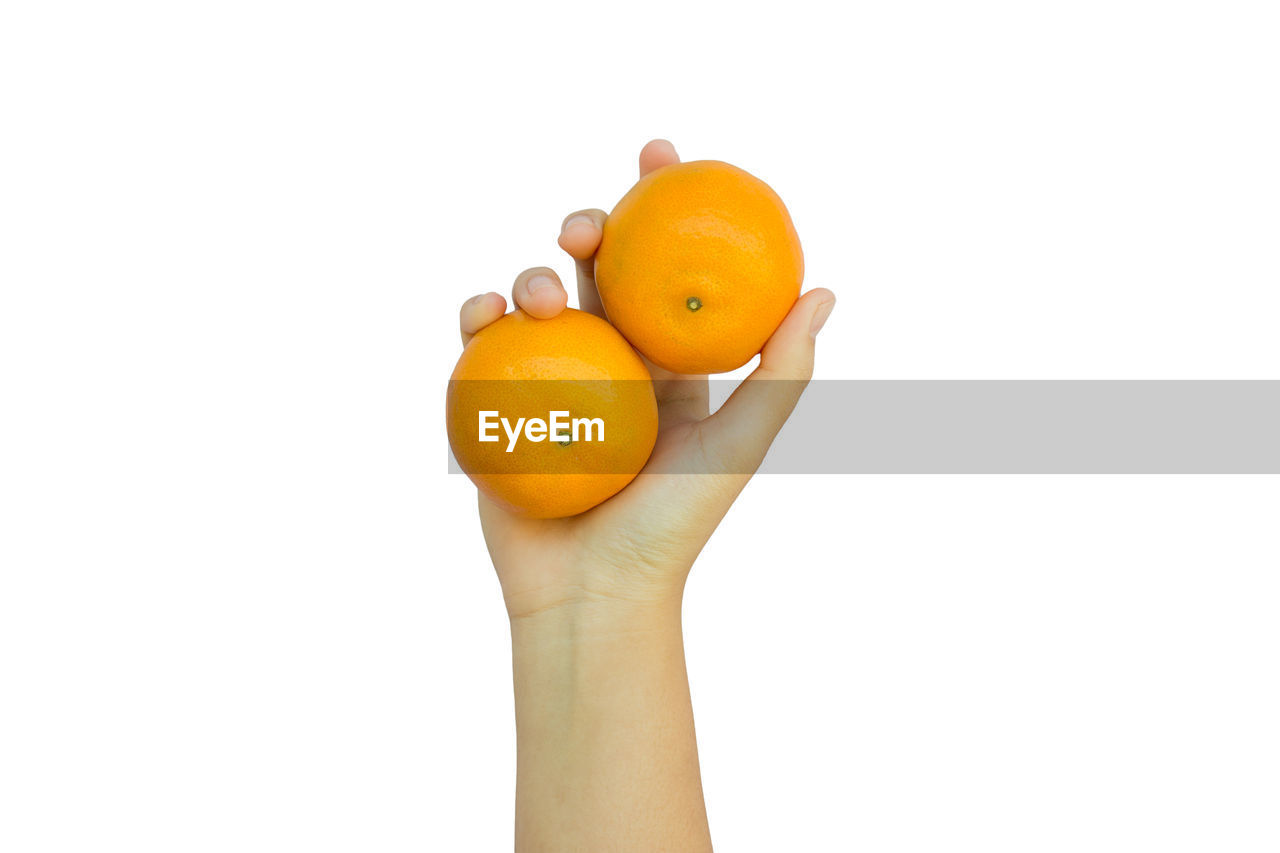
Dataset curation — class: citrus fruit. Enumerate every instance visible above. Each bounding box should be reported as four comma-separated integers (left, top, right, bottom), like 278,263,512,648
594,160,803,374
447,308,658,519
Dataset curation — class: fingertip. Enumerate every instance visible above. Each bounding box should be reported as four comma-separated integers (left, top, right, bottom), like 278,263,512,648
461,290,504,316
639,139,680,176
459,291,506,344
557,222,602,260
755,289,834,378
513,268,569,319
522,278,569,319
557,210,605,260
804,289,836,338
805,287,837,305
642,138,677,156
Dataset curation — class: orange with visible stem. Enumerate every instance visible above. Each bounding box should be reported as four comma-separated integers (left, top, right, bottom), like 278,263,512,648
595,160,803,374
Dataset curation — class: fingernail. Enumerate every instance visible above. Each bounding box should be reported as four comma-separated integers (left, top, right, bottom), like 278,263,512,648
526,275,555,294
562,214,595,233
809,300,835,337
466,293,487,306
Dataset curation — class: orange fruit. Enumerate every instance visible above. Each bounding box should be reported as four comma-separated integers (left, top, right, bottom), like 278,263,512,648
446,308,658,519
595,160,803,374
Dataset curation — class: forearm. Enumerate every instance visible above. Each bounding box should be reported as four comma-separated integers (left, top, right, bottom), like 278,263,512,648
509,594,711,852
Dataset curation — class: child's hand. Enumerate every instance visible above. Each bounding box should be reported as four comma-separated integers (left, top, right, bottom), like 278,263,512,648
458,140,835,621
462,140,833,851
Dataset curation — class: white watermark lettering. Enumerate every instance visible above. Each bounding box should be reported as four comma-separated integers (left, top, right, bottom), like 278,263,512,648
478,411,500,443
573,416,604,442
479,410,605,452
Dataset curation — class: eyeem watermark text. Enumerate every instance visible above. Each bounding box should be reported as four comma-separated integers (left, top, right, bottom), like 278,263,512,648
478,411,605,452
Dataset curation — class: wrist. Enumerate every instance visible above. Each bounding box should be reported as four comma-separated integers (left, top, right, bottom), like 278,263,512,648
508,592,682,644
508,593,687,761
502,560,688,625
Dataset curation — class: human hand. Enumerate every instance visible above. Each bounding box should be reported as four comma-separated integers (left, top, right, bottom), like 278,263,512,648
458,140,836,621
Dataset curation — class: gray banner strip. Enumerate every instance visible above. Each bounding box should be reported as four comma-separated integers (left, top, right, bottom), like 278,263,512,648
758,380,1280,474
446,381,1280,474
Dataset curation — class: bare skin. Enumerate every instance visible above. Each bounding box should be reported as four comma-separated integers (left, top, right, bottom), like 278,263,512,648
458,139,835,852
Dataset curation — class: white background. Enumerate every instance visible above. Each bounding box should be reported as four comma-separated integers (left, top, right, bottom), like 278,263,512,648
2,1,1278,850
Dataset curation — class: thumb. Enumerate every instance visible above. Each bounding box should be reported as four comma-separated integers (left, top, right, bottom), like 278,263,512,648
699,288,836,474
